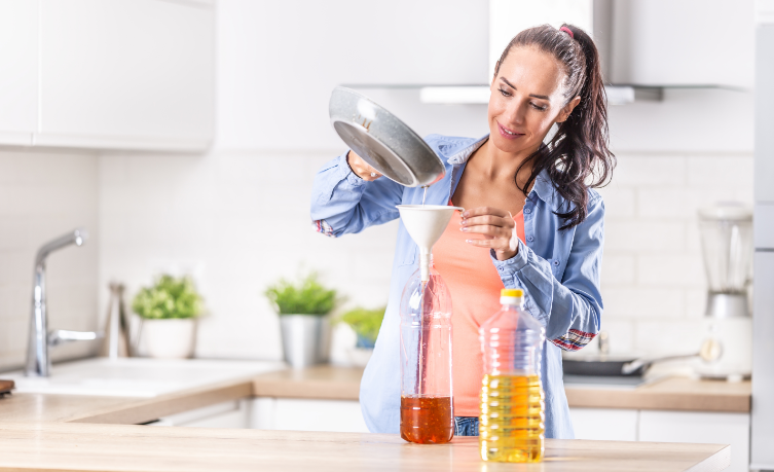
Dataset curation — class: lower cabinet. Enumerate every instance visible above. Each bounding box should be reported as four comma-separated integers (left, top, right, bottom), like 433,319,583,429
143,398,369,432
250,398,370,433
570,408,751,472
152,400,251,428
639,411,750,472
569,407,639,441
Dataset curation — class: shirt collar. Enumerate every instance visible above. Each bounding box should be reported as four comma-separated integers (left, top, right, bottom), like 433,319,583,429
446,134,555,206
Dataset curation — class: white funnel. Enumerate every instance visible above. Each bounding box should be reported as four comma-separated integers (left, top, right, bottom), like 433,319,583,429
398,205,463,281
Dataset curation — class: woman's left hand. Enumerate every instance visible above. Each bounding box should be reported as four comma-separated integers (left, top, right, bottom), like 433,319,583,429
460,206,519,261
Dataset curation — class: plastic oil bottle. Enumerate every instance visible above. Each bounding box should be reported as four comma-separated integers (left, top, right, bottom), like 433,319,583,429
398,259,454,444
479,289,546,462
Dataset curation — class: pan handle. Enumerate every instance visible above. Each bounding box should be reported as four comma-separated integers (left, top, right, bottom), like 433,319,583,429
621,353,700,375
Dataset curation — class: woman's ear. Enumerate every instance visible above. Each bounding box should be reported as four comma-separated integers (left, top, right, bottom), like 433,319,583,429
555,96,581,123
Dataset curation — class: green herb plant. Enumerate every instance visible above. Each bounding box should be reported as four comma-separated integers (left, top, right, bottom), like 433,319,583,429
264,273,337,316
132,274,204,320
338,306,386,346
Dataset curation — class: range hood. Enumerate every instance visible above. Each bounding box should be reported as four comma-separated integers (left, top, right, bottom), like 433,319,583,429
416,0,750,105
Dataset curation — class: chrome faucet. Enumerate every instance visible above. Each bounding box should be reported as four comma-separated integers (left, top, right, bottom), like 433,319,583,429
25,229,101,377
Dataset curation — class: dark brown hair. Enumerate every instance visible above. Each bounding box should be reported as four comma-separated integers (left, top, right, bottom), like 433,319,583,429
495,24,615,229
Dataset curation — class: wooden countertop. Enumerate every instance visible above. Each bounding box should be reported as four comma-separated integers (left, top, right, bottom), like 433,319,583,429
565,376,752,413
0,365,751,426
251,365,752,413
0,422,730,472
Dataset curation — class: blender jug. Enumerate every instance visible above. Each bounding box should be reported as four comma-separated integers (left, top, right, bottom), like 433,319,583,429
698,204,753,317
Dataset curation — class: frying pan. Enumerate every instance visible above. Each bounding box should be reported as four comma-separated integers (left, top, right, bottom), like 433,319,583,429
329,86,446,187
563,353,701,377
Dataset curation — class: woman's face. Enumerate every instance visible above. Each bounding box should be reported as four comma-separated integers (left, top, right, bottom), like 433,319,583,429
488,45,579,155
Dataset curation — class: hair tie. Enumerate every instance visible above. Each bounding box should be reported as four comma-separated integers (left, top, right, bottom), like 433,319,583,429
559,26,574,39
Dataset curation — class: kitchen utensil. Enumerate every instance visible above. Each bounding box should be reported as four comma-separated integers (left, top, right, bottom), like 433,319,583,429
329,86,446,187
563,352,705,377
0,380,14,396
698,203,753,318
99,282,132,359
695,202,753,380
397,205,462,282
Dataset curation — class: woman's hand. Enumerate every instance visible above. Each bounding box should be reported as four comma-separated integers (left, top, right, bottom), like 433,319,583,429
347,151,382,182
460,207,519,261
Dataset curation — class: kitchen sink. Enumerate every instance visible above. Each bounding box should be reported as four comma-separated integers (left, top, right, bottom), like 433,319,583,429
4,358,285,398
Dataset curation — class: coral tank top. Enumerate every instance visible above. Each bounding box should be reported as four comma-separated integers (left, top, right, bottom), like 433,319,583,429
432,206,526,417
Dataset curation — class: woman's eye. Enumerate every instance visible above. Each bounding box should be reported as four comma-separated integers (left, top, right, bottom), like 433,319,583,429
498,88,512,97
531,102,547,111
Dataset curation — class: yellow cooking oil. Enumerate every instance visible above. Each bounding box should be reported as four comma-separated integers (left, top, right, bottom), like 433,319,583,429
479,373,545,462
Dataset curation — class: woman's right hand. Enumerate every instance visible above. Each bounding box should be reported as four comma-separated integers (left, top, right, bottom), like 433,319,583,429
347,151,382,182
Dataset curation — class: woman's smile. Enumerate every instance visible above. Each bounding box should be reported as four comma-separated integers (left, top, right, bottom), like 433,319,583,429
497,122,524,140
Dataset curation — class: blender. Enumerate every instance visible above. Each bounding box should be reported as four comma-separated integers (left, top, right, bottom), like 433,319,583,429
695,203,753,381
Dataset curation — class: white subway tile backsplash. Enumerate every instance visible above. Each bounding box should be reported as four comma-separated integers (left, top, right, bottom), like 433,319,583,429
600,254,636,286
596,318,635,354
602,287,684,318
610,155,687,186
596,186,636,218
604,220,686,253
637,254,705,288
633,319,705,355
684,288,709,318
687,155,754,187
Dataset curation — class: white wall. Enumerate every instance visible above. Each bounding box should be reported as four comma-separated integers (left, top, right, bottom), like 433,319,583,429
97,0,755,361
0,150,99,370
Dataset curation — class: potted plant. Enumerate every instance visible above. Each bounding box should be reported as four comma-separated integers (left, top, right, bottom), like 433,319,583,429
338,306,385,367
132,274,204,359
265,273,337,368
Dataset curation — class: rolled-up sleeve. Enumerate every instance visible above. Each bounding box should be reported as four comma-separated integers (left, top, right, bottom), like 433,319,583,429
310,152,404,237
491,195,605,351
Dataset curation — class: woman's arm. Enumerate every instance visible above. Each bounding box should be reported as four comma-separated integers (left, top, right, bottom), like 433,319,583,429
310,151,404,237
491,195,605,351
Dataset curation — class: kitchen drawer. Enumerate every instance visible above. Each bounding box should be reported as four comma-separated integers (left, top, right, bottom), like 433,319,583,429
569,407,638,441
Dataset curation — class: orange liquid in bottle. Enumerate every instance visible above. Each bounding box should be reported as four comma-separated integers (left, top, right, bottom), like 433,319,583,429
400,395,454,444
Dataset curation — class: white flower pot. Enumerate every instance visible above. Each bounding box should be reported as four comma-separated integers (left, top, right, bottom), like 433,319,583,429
142,318,196,359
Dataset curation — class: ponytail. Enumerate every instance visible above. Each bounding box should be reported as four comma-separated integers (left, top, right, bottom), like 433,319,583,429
496,24,615,229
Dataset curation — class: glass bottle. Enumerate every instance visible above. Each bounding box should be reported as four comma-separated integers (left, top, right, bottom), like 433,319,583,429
479,288,545,462
399,259,454,444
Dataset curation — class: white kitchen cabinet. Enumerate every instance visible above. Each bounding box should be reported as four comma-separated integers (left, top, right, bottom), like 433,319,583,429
152,399,251,428
35,0,214,151
250,398,369,433
569,407,638,441
639,410,750,472
0,0,214,151
0,0,38,145
611,0,755,88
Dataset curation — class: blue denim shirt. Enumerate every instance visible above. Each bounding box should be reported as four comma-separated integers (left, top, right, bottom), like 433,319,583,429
310,134,605,439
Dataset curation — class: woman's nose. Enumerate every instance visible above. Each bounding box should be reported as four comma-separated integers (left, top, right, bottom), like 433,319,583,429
503,101,527,126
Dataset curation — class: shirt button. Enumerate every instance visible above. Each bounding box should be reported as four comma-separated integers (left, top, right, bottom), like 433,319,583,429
553,260,559,266
524,208,532,214
527,236,534,242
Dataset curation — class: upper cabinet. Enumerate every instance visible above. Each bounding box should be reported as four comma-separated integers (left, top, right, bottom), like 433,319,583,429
609,0,755,89
0,0,214,151
0,0,38,145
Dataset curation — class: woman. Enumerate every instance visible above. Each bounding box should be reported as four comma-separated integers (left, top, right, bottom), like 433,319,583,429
310,24,614,439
